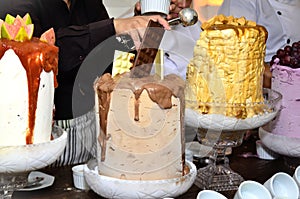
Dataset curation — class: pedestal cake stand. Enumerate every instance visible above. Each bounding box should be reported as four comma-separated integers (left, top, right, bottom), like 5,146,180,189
259,126,300,170
84,159,197,199
185,88,282,192
0,126,67,198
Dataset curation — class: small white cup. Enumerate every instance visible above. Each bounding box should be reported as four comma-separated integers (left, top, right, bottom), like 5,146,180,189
140,0,171,16
264,172,299,199
197,190,227,199
256,140,280,160
234,180,272,199
72,164,90,190
293,165,300,195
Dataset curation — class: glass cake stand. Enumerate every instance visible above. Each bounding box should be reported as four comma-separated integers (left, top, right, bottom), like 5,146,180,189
0,126,67,198
0,172,30,199
185,88,282,192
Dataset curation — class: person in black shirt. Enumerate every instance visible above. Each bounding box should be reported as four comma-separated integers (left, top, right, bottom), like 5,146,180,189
0,0,190,166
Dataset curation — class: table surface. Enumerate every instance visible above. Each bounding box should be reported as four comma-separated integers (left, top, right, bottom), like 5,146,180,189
12,132,297,199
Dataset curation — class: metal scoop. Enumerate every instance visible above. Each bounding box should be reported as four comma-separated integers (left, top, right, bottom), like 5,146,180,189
168,8,198,27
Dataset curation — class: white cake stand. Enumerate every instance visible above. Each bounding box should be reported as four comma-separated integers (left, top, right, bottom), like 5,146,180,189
84,159,197,199
259,126,300,158
259,126,300,170
0,126,67,198
185,88,282,192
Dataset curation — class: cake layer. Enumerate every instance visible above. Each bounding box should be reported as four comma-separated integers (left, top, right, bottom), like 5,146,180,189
186,15,267,119
0,38,58,146
94,73,185,180
0,49,55,146
269,64,300,137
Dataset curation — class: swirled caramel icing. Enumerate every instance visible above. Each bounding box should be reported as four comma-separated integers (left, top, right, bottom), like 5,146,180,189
186,15,268,118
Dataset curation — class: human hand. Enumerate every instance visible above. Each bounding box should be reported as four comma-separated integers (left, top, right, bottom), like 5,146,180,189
114,15,171,49
134,0,192,19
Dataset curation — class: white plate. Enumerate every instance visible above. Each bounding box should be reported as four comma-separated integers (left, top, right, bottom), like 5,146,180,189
84,159,197,199
18,171,55,191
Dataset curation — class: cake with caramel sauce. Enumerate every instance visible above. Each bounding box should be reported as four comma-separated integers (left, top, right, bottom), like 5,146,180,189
0,37,58,146
186,15,268,119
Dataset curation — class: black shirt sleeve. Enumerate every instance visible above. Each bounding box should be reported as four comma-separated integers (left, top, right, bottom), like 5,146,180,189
55,18,115,72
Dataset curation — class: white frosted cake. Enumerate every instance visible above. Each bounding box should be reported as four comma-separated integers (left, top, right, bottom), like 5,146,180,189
94,72,187,180
0,14,58,146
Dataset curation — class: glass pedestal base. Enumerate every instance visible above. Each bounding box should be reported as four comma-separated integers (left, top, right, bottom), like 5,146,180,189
195,128,246,192
0,172,28,199
194,157,244,192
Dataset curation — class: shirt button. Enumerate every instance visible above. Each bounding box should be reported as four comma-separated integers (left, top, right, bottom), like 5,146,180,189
277,11,282,15
79,55,84,61
287,39,291,44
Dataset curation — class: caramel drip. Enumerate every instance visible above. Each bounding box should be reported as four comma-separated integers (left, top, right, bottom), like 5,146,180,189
0,38,59,144
207,24,268,42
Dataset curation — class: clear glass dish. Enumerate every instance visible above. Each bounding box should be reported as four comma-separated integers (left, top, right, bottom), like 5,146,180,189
185,88,282,131
184,88,282,192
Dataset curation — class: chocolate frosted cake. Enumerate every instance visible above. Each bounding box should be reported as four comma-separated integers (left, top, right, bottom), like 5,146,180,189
94,72,186,180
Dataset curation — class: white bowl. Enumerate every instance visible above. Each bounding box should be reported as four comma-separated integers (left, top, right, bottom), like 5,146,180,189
259,126,300,157
0,126,67,173
197,190,228,199
72,164,90,190
84,159,197,199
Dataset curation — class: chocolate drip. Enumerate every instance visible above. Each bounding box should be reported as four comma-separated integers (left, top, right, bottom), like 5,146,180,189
133,83,174,121
94,73,115,161
0,38,59,144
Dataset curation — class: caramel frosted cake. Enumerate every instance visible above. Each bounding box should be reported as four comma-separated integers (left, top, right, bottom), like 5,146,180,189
186,15,268,119
0,14,58,146
94,62,186,180
268,41,300,137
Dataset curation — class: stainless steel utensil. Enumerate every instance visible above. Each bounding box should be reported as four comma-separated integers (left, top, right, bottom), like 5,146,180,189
168,8,198,27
